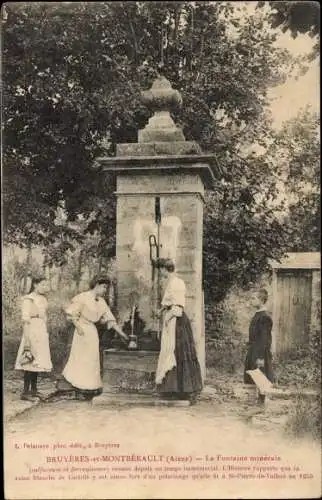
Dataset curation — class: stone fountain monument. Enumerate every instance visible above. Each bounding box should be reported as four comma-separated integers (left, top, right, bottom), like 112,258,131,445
92,75,219,400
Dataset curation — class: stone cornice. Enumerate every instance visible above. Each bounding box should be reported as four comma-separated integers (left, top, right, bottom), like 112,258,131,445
93,155,221,189
114,191,205,203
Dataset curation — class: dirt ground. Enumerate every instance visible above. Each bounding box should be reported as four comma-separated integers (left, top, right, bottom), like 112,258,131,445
4,381,321,499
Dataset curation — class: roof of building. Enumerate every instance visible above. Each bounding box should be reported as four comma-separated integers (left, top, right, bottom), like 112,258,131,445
269,252,321,270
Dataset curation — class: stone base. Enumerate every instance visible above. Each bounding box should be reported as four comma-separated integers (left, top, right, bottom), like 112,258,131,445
116,141,201,157
103,368,156,393
92,392,190,407
102,349,158,393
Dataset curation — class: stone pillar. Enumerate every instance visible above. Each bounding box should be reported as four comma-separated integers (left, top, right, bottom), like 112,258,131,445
95,76,218,384
115,171,205,371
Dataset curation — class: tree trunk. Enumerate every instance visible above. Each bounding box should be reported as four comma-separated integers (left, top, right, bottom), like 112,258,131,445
42,251,48,273
23,245,32,293
189,5,194,72
48,266,53,291
89,257,96,280
97,254,104,275
57,265,63,290
75,250,83,292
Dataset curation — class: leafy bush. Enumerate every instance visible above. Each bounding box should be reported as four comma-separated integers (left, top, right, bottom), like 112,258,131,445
274,330,321,389
205,299,247,374
3,336,21,371
46,290,75,374
206,336,247,374
2,256,23,338
285,393,321,441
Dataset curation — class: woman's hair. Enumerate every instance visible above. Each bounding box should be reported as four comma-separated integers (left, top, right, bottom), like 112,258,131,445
258,287,268,304
89,275,111,290
156,258,175,273
29,275,46,292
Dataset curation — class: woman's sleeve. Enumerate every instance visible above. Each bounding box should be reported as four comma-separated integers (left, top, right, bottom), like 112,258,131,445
65,295,82,322
101,303,117,329
21,297,32,323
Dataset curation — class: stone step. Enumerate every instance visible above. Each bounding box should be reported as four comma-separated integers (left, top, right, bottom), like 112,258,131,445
91,392,191,407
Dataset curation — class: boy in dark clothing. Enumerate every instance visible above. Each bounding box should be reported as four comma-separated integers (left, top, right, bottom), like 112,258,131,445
244,288,274,404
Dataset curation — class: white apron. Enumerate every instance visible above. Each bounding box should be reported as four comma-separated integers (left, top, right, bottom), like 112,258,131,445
15,293,52,372
62,291,116,390
155,275,186,384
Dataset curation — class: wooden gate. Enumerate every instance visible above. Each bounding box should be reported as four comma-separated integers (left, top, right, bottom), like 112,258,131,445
276,270,312,353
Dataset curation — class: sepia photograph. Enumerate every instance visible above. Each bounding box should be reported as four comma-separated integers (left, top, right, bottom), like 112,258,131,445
2,1,321,498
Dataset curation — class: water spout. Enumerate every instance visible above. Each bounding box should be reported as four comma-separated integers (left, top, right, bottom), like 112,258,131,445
128,305,138,350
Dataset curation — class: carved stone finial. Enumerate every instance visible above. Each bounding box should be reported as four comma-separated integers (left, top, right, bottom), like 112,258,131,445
139,76,185,143
141,75,182,112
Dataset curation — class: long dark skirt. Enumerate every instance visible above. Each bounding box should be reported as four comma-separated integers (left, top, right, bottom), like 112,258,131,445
244,345,274,384
157,312,203,398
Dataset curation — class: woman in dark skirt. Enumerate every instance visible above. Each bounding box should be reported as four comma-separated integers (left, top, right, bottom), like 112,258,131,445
155,258,203,402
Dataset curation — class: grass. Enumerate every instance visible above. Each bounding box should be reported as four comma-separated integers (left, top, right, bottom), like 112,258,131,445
285,392,321,441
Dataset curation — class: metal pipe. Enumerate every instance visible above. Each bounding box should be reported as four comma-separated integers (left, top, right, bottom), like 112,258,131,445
155,197,162,336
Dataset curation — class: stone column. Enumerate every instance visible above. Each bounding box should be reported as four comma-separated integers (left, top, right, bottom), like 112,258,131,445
96,76,218,384
115,171,205,372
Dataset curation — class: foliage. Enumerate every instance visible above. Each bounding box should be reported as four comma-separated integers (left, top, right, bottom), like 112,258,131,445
258,1,320,60
2,249,43,336
2,1,314,304
285,394,321,441
203,143,289,302
260,1,320,36
2,257,23,338
206,336,247,374
46,290,75,373
274,329,321,390
205,294,249,373
268,108,320,252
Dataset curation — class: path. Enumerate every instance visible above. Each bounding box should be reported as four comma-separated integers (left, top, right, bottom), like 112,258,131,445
4,395,321,499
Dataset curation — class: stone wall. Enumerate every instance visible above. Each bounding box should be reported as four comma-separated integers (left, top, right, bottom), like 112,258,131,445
115,171,205,373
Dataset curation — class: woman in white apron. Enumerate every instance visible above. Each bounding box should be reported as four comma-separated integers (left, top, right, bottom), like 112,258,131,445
15,275,52,401
155,259,203,403
61,276,128,400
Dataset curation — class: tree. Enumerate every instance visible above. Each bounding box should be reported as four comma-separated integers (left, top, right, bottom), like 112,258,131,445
203,146,291,302
2,1,308,302
269,108,320,252
261,1,320,36
258,1,320,60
